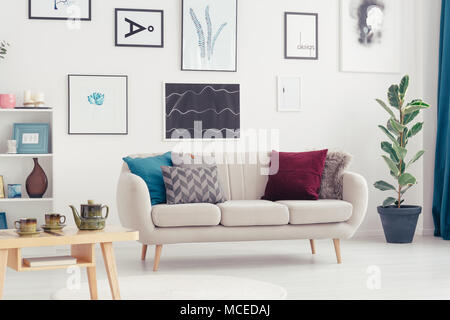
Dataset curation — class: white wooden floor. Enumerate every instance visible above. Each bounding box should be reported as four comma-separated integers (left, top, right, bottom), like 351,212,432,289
3,235,450,300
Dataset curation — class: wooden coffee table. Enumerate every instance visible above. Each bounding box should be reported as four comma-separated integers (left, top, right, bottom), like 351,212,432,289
0,226,138,300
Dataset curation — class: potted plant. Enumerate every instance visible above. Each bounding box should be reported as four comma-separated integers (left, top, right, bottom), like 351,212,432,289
0,41,9,60
374,75,430,243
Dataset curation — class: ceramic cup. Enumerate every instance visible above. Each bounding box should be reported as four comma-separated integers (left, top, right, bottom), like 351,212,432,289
0,94,16,109
45,213,66,226
14,218,37,233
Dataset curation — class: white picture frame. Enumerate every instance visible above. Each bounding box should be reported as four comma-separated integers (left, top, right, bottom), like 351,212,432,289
340,0,401,73
68,75,128,135
277,76,301,112
182,0,238,72
29,0,91,20
285,12,318,60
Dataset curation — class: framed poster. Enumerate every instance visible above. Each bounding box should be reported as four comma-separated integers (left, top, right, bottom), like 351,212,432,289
340,0,400,73
164,83,240,140
68,75,128,135
115,9,164,48
182,0,237,72
29,0,91,20
13,123,50,154
0,176,5,199
277,76,301,112
285,12,318,60
0,212,7,230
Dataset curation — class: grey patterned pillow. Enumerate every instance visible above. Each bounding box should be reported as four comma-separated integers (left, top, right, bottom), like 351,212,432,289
319,151,352,200
161,166,226,205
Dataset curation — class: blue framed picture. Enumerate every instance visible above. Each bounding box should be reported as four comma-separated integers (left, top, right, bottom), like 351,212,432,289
0,212,7,229
8,184,22,199
13,123,50,154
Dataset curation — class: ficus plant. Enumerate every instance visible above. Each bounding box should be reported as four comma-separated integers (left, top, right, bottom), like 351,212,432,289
374,75,430,208
0,41,9,60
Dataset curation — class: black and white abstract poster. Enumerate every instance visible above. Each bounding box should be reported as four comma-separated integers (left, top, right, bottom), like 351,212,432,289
29,0,91,20
115,9,164,47
165,83,240,140
340,0,400,73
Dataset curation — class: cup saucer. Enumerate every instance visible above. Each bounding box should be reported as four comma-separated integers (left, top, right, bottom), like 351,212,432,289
41,224,66,231
16,229,42,237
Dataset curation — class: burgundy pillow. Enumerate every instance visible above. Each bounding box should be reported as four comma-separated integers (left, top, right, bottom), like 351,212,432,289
262,150,328,201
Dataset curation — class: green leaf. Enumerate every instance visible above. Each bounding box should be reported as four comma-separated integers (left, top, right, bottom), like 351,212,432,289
404,110,420,125
388,85,401,109
403,100,430,114
381,141,399,163
374,180,397,191
407,122,423,138
378,126,399,146
407,150,425,168
387,120,399,136
389,118,406,133
399,75,409,99
383,197,396,207
392,143,407,160
383,156,400,177
398,173,417,186
376,99,396,119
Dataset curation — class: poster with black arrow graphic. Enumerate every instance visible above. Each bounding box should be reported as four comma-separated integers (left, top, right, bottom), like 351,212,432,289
115,8,164,47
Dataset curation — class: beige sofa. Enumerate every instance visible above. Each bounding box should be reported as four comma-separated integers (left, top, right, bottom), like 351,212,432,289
117,153,368,271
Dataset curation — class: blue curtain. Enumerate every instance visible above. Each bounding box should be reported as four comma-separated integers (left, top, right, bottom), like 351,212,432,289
433,0,450,239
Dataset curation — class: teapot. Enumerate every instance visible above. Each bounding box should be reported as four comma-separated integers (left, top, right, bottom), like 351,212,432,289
70,200,109,230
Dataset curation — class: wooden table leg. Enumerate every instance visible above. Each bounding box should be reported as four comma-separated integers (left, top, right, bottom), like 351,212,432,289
86,266,98,300
0,249,8,300
100,242,121,300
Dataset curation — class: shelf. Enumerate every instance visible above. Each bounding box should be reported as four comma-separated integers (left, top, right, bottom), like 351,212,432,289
0,108,53,113
20,259,93,272
0,154,53,158
0,198,53,203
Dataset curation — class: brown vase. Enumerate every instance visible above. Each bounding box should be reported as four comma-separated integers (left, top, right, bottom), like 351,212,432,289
26,158,48,198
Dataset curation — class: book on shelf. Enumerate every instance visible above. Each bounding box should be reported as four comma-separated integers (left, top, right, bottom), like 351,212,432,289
23,256,77,267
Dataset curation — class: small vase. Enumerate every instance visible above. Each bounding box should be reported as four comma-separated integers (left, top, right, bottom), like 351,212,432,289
26,158,48,198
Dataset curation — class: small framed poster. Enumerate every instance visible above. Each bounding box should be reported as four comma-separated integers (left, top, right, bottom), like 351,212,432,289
68,75,128,135
29,0,91,21
115,9,164,48
13,123,50,154
0,176,5,199
182,0,238,72
0,212,7,230
285,12,318,60
277,76,301,112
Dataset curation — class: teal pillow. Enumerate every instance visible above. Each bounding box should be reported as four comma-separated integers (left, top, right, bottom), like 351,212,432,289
123,152,172,206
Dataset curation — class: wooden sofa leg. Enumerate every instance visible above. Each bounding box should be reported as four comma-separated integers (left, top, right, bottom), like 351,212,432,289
141,244,148,261
309,240,316,254
153,245,163,272
333,239,342,264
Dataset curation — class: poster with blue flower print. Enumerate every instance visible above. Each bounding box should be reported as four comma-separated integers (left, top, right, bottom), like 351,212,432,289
68,75,128,135
182,0,237,72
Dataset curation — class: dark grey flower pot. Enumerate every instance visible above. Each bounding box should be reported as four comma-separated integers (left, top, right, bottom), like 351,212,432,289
377,206,422,244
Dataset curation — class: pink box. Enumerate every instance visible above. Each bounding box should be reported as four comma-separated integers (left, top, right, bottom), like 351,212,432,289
0,94,16,109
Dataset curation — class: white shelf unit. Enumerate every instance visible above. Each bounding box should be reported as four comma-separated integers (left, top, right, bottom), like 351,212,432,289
0,109,54,229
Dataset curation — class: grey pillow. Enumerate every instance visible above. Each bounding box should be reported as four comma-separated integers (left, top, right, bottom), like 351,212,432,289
319,151,352,200
161,166,226,205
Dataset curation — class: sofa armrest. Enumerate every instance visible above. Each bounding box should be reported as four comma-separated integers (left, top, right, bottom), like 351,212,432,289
342,172,369,236
117,172,155,239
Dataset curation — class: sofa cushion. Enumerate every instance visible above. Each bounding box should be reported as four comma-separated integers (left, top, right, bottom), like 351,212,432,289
152,203,221,227
161,166,226,204
319,151,352,200
277,200,353,225
123,152,172,206
218,200,289,227
262,150,328,201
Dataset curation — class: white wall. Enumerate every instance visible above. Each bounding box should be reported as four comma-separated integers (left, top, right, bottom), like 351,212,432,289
422,0,441,235
0,0,440,235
